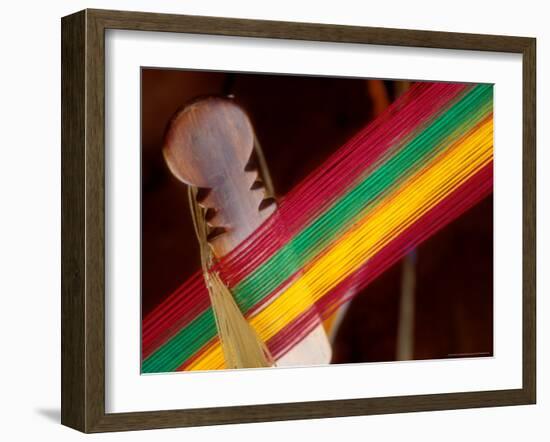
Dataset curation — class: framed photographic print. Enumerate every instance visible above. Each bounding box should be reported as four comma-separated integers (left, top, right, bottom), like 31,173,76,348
61,8,536,433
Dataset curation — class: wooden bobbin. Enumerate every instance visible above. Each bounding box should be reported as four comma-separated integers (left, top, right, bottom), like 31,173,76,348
163,96,332,367
163,97,275,257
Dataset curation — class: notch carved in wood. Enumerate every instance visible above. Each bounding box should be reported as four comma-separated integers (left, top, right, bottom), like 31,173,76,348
163,97,276,258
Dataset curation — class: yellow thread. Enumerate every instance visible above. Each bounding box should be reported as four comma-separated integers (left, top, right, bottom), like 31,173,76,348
188,187,273,369
186,118,493,371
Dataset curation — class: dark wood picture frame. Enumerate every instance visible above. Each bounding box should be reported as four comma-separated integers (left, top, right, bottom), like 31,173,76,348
61,8,536,433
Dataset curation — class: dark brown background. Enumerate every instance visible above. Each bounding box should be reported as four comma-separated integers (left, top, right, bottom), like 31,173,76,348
141,68,493,363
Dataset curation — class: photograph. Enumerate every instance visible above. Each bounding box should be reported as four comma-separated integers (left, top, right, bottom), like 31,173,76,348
140,70,494,373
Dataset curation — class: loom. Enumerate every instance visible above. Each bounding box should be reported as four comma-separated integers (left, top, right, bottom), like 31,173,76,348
142,81,494,373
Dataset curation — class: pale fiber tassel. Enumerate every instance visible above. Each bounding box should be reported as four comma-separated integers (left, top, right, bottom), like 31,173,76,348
188,186,273,369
